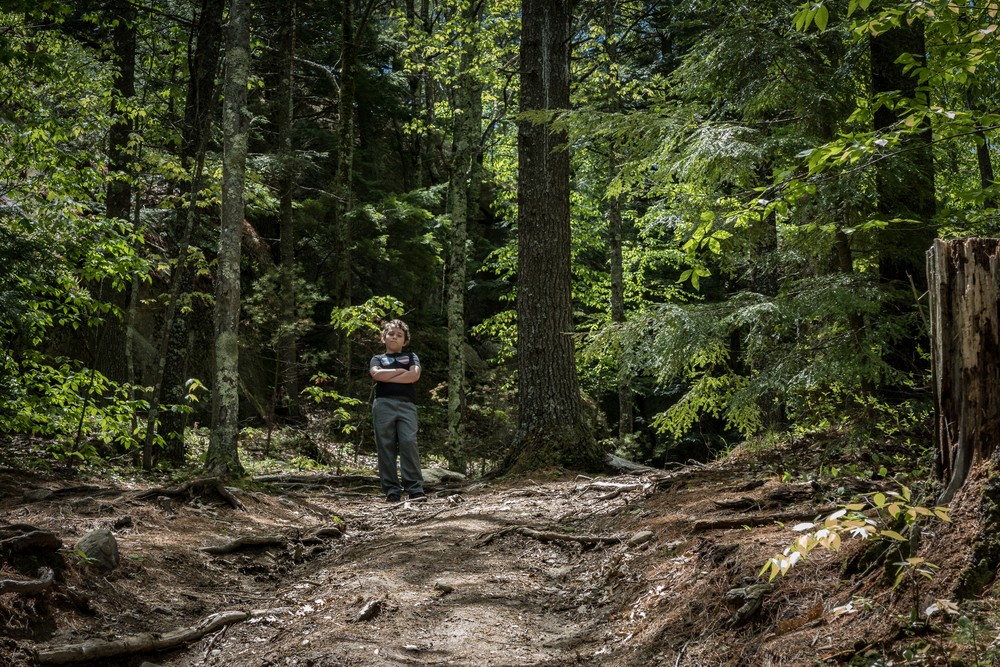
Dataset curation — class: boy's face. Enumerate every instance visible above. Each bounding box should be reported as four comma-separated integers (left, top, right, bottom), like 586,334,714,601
382,326,407,353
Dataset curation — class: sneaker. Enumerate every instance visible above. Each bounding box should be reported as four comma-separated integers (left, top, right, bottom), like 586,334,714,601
408,493,427,502
386,494,401,503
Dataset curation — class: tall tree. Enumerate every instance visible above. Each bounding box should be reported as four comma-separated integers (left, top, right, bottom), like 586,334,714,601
276,0,301,420
510,0,602,471
444,0,485,474
155,0,226,466
105,0,135,223
871,18,936,374
207,0,250,476
330,0,380,383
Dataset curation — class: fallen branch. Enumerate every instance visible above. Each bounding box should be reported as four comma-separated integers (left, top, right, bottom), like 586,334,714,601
200,535,286,554
36,608,290,664
135,477,244,511
0,567,54,595
519,527,622,546
691,504,838,531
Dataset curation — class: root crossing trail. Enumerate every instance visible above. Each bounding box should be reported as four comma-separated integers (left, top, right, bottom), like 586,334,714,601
191,482,640,667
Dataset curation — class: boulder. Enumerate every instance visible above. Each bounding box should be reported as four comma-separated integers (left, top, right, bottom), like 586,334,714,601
76,528,120,571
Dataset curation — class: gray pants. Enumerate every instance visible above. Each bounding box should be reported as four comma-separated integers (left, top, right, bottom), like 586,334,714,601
372,398,424,496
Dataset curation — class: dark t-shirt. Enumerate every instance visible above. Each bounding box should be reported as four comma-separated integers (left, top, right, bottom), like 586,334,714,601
370,351,420,402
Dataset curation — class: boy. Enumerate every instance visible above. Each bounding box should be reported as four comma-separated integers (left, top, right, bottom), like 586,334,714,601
369,319,426,502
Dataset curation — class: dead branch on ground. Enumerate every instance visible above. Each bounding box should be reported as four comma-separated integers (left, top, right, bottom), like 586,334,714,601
35,608,291,664
583,481,644,501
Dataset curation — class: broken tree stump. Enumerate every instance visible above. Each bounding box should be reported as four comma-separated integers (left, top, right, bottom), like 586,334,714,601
927,238,1000,504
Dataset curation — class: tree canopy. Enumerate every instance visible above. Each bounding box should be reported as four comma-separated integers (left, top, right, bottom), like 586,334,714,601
1,0,997,475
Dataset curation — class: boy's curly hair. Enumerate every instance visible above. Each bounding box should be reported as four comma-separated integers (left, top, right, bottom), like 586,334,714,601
380,319,410,343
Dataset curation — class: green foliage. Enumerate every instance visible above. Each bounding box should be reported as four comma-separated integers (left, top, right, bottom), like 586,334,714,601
0,351,151,459
329,295,406,338
762,485,950,585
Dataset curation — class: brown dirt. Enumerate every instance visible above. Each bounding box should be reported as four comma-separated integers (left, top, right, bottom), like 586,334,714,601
0,440,995,667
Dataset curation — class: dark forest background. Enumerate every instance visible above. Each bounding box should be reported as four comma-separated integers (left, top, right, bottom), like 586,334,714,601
1,0,997,478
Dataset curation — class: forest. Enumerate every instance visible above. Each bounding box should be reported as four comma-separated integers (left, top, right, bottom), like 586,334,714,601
3,0,1000,665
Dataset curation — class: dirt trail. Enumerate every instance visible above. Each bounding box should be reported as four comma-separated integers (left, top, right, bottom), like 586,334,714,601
4,448,947,667
192,486,627,667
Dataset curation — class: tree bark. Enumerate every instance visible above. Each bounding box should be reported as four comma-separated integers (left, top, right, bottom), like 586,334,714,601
871,20,936,289
966,86,997,209
157,0,225,466
602,5,632,442
927,238,1000,504
511,0,601,472
445,0,482,474
206,0,250,477
105,0,135,223
276,0,301,421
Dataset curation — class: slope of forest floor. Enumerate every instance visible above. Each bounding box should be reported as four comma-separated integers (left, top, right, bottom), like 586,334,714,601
1,433,998,667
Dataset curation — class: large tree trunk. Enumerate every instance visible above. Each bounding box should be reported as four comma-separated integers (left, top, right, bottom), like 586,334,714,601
510,0,601,472
206,0,250,477
928,239,1000,504
276,0,301,421
158,0,226,466
444,0,482,475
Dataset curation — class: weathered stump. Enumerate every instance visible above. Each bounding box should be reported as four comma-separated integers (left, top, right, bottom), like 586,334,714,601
927,238,1000,503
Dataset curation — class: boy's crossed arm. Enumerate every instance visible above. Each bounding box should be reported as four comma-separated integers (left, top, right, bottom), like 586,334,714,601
370,365,421,384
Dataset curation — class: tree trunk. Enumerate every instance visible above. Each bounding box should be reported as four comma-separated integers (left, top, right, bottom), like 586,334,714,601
870,19,937,380
966,86,996,209
602,5,632,442
105,0,135,223
330,0,377,384
206,0,250,477
871,20,936,287
928,238,1000,504
276,0,300,421
511,0,601,472
444,0,482,475
158,0,225,466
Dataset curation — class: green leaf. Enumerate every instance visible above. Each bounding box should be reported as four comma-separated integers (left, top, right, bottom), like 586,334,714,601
880,529,907,542
814,4,830,31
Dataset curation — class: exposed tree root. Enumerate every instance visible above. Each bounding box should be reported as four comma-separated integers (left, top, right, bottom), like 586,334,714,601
253,473,379,486
201,523,346,554
581,481,644,501
478,525,622,547
135,477,244,511
35,608,291,664
0,527,62,555
0,567,54,595
691,505,838,531
200,535,286,554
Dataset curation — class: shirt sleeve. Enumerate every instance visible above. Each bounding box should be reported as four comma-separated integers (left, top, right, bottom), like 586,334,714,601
409,353,420,369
